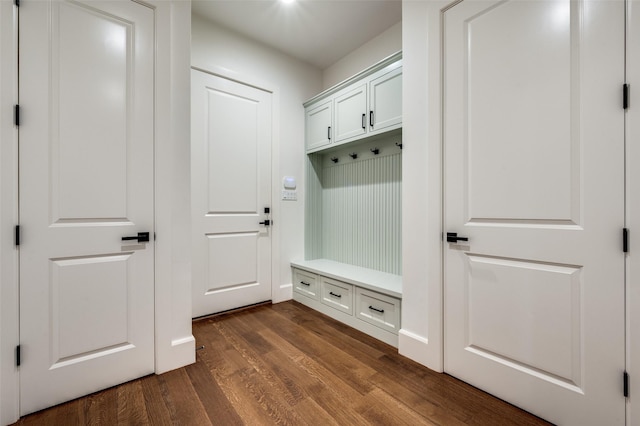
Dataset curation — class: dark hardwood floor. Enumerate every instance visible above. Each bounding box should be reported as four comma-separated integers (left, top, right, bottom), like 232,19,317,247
15,301,552,425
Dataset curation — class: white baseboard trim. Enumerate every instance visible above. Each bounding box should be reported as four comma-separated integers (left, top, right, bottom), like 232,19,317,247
399,328,439,371
156,335,195,375
172,335,196,348
272,283,293,304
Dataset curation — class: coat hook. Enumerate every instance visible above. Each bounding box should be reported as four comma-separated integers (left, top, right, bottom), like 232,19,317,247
370,148,380,155
395,142,403,149
349,153,358,159
331,157,339,163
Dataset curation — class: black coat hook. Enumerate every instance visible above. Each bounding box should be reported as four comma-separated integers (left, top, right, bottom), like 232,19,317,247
349,153,358,159
370,148,380,155
331,157,339,163
396,142,403,149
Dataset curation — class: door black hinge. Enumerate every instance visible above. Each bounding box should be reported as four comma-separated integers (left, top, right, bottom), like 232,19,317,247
15,225,20,246
623,228,629,253
16,345,21,367
13,0,19,7
624,84,629,110
14,105,20,126
624,371,630,398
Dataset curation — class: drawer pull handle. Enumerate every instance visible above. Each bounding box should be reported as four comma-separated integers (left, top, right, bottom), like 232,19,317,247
369,306,384,314
329,291,342,298
300,281,311,286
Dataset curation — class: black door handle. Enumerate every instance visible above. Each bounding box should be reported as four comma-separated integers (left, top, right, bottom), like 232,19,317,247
259,220,271,226
122,232,150,242
446,232,468,243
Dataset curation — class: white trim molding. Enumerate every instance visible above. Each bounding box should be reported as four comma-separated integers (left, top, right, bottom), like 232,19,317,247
398,329,435,371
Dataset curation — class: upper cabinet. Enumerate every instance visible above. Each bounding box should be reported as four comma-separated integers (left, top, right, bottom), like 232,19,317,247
334,83,368,143
305,98,333,152
304,52,402,153
369,65,402,134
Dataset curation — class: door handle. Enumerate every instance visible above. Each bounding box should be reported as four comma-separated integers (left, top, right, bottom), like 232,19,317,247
259,220,271,226
122,232,150,242
446,232,468,243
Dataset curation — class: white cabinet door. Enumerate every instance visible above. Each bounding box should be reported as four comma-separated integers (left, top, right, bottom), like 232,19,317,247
369,66,402,135
334,84,367,144
19,0,155,415
444,0,624,425
305,99,333,152
191,69,272,318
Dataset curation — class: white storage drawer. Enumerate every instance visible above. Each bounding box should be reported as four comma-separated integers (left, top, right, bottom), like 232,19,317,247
293,268,320,300
320,277,353,315
355,287,400,334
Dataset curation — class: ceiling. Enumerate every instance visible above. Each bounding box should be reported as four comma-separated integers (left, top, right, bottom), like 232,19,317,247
191,0,402,69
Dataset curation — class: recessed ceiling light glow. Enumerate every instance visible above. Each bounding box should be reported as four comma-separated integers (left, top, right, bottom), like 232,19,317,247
281,0,295,4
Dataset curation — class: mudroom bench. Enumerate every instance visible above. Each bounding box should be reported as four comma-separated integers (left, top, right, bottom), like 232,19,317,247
290,259,402,347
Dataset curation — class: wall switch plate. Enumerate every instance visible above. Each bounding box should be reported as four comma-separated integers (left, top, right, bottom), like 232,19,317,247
282,190,297,201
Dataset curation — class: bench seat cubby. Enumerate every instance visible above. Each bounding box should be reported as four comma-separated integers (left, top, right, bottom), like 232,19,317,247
291,259,401,347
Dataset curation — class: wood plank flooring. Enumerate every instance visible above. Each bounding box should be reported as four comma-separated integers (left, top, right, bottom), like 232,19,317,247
15,301,552,425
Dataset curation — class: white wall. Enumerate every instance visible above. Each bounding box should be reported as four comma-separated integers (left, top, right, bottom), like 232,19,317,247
154,0,195,374
322,21,401,90
398,0,446,371
0,2,19,424
191,14,323,303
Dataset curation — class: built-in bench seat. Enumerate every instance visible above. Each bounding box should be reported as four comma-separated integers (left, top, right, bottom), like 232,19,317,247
290,259,402,347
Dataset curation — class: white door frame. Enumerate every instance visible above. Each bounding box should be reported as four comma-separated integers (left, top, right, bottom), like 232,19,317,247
190,64,283,310
0,1,19,424
0,2,193,424
627,1,639,424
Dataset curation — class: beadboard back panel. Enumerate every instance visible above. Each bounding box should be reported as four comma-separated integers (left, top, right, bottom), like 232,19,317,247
305,136,402,275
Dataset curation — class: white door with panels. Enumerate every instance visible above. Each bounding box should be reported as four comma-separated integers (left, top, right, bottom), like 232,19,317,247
444,0,625,424
19,0,155,415
191,69,273,318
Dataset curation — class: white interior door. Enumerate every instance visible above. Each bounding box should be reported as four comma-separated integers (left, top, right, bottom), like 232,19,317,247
444,0,625,424
19,0,155,415
191,69,272,318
